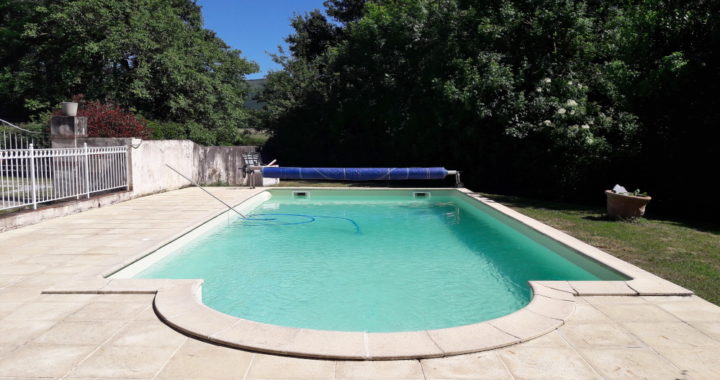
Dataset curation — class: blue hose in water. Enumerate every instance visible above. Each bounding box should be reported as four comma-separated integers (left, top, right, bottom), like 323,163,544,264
239,213,361,234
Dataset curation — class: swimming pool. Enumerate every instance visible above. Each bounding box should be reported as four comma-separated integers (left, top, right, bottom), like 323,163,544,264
115,189,627,333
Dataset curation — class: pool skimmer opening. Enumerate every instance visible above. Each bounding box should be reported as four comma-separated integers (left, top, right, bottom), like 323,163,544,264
293,191,309,198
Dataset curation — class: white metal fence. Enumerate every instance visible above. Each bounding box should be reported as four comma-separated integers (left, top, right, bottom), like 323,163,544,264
1,143,129,211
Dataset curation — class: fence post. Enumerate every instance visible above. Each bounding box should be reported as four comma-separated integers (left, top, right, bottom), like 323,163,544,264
29,143,37,209
125,146,131,191
83,142,90,198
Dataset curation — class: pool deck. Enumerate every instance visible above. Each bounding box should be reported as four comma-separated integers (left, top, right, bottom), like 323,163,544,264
1,187,719,379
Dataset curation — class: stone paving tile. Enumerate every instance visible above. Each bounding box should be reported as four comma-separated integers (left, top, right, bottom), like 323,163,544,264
9,274,74,289
652,298,720,322
0,320,57,345
366,331,443,359
0,287,42,303
65,300,148,321
0,263,47,276
579,347,687,379
245,354,336,379
0,302,23,319
421,352,513,379
427,322,518,354
133,304,161,321
516,330,571,348
569,281,637,296
36,293,98,303
108,320,187,348
2,301,85,321
335,359,425,379
0,344,95,378
592,303,681,323
622,322,720,349
32,320,126,346
66,344,181,379
582,296,648,304
653,347,720,380
0,275,23,288
0,345,19,357
498,346,601,379
93,293,157,303
559,322,644,348
17,254,76,265
568,303,616,324
688,321,720,342
156,339,252,379
44,264,95,275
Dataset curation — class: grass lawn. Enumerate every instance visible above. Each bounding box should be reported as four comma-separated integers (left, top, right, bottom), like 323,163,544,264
272,181,720,304
482,193,720,305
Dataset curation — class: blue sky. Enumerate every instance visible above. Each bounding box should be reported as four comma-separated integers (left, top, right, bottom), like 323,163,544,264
196,0,328,79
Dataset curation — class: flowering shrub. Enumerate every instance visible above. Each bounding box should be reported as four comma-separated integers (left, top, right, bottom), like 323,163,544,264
500,76,640,195
54,95,150,138
508,75,639,154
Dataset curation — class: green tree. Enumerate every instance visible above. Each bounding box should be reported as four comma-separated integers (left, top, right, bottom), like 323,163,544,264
252,0,720,218
262,0,640,198
0,0,258,145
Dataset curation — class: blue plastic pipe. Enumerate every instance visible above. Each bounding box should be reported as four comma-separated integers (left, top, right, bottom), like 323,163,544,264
261,167,449,181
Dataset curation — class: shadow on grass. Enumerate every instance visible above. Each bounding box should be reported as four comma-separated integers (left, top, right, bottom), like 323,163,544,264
482,193,720,235
480,193,600,213
643,214,720,235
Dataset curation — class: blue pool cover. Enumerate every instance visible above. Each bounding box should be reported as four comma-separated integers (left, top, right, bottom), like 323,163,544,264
261,167,449,181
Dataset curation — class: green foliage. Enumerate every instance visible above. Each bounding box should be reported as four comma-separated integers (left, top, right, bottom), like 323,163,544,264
62,96,151,138
260,0,720,218
0,0,258,145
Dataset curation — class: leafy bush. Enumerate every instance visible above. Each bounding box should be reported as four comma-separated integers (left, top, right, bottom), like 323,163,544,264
146,119,265,146
53,95,150,138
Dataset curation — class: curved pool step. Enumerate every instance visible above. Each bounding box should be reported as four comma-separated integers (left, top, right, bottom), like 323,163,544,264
153,280,575,360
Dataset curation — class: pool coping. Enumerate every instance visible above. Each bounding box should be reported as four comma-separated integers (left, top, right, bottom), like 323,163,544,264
42,187,693,360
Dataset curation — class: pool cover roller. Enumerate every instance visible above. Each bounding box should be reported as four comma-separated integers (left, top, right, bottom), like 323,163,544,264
261,167,452,181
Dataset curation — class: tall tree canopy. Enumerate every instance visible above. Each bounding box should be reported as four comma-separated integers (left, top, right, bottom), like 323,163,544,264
260,0,720,219
0,0,258,144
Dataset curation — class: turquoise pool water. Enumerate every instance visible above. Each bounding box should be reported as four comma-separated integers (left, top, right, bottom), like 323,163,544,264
136,190,627,332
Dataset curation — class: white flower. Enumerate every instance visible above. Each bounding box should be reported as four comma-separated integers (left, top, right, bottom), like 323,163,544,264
566,99,578,107
568,81,573,85
557,108,566,115
536,87,543,93
543,120,552,126
581,124,590,129
543,78,551,84
569,124,579,130
569,109,576,115
585,136,595,145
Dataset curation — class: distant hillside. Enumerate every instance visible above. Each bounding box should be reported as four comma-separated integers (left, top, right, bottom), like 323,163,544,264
245,79,267,109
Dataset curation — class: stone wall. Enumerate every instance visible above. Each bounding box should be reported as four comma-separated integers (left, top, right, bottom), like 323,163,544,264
49,116,259,197
127,139,257,196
